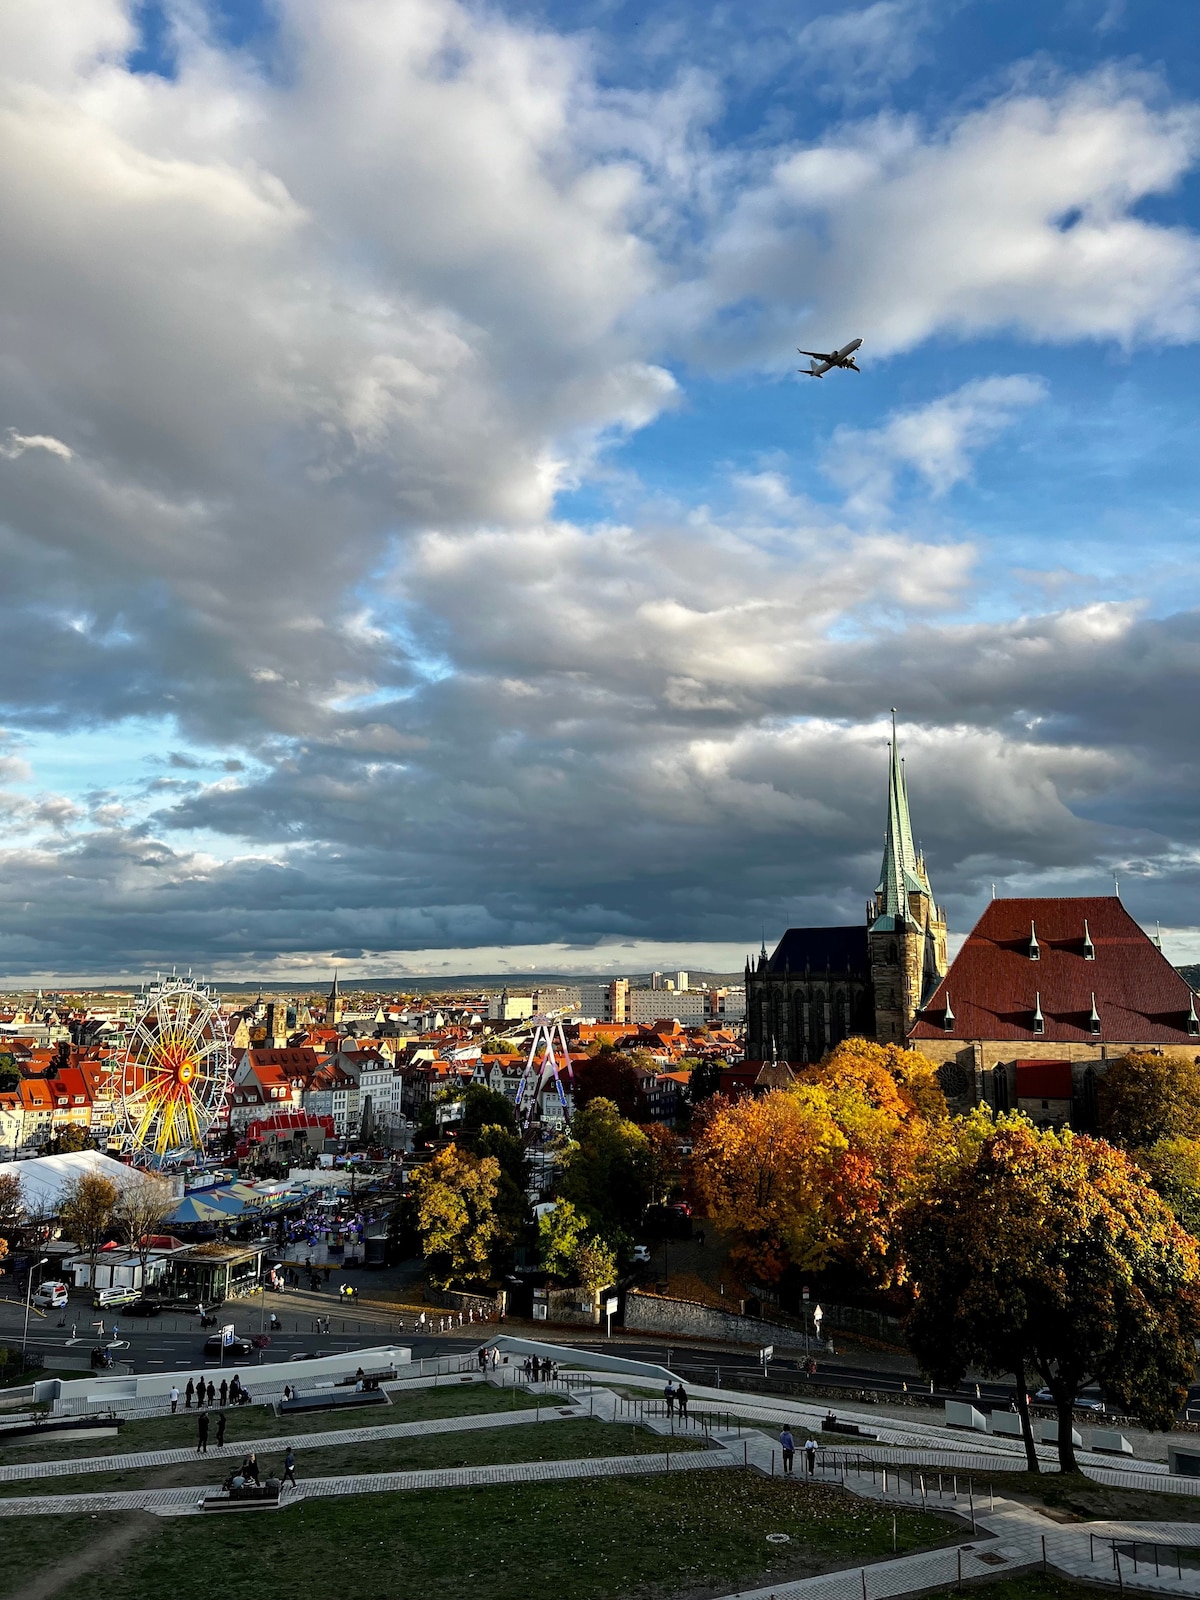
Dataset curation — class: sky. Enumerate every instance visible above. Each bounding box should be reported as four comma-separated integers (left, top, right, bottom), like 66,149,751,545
1,0,1200,983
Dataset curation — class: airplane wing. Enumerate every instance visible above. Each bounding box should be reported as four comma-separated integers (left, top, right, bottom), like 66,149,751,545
798,350,835,361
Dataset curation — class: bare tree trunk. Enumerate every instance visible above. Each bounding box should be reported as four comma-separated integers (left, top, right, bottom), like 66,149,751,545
1056,1396,1078,1474
1013,1358,1040,1473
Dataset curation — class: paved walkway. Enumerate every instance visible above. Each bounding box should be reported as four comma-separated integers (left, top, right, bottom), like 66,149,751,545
0,1403,586,1483
0,1446,735,1519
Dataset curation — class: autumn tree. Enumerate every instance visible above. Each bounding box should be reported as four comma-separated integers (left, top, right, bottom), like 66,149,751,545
0,1173,23,1257
472,1123,532,1266
1097,1050,1200,1149
575,1236,617,1298
411,1146,500,1289
686,1058,724,1107
113,1175,177,1291
45,1124,92,1156
904,1117,1200,1473
1137,1137,1200,1236
58,1172,120,1289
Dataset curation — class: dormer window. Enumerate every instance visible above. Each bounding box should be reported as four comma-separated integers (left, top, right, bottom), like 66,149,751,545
943,992,955,1033
1028,922,1040,961
1082,919,1095,961
1089,993,1101,1036
1032,992,1045,1035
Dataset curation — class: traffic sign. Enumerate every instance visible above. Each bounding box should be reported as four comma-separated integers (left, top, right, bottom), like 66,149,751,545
605,1297,619,1315
759,1344,774,1364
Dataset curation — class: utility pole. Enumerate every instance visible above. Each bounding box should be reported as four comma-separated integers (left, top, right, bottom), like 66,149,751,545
21,1258,48,1359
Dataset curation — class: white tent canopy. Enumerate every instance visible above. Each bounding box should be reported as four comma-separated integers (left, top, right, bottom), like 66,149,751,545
0,1150,154,1211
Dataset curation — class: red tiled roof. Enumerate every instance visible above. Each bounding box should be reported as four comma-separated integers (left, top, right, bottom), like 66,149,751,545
911,897,1198,1044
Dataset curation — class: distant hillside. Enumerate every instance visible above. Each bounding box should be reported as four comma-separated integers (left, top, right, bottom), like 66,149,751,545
1179,966,1200,992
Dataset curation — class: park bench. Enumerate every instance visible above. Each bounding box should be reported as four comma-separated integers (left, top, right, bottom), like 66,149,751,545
0,1415,125,1446
201,1482,282,1513
280,1388,388,1414
334,1367,395,1390
822,1414,877,1439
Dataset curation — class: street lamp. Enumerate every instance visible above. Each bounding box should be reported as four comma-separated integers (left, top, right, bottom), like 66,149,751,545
21,1258,49,1360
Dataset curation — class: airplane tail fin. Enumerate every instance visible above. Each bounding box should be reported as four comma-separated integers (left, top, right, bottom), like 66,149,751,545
799,365,823,378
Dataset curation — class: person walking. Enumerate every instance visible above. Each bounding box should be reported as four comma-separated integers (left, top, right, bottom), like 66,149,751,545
663,1381,676,1419
779,1426,795,1475
197,1411,209,1454
185,1378,194,1410
283,1446,297,1489
216,1410,227,1449
676,1382,688,1419
170,1385,179,1414
804,1436,818,1476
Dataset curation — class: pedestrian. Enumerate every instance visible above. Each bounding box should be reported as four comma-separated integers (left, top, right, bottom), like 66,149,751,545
170,1385,179,1414
804,1437,818,1475
478,1347,487,1371
696,1228,706,1247
197,1411,209,1454
185,1379,194,1410
779,1426,795,1475
206,1381,215,1406
283,1446,297,1488
243,1451,260,1485
676,1382,689,1418
70,1322,77,1341
216,1411,227,1448
664,1381,676,1418
219,1379,228,1408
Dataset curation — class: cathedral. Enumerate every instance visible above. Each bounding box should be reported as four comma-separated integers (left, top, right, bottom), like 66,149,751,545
745,717,949,1061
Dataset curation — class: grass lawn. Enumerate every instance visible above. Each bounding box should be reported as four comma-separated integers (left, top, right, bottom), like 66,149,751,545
6,1472,955,1600
966,1469,1200,1525
0,1417,707,1497
0,1378,516,1464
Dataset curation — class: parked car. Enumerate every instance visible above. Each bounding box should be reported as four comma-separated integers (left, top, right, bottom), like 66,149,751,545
31,1281,69,1309
92,1287,140,1310
1033,1387,1105,1412
125,1298,163,1318
630,1244,652,1265
203,1332,255,1360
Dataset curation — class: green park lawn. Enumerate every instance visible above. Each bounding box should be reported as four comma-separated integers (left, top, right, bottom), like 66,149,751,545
0,1415,707,1497
0,1377,516,1463
2,1472,957,1600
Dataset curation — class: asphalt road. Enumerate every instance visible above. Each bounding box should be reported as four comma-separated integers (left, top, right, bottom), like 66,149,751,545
4,1294,1193,1417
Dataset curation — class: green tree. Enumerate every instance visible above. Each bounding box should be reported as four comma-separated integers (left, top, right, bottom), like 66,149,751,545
473,1123,532,1265
571,1051,642,1119
538,1200,588,1278
686,1058,725,1107
904,1117,1200,1472
1097,1050,1200,1148
0,1172,23,1259
411,1145,500,1289
44,1124,92,1156
559,1098,651,1241
574,1236,617,1298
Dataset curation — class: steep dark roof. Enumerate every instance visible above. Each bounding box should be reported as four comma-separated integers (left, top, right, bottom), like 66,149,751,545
911,897,1198,1044
767,926,870,977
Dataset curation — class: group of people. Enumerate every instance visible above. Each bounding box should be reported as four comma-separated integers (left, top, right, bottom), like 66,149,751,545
520,1354,557,1382
170,1373,251,1414
192,1407,228,1452
662,1381,689,1417
221,1447,298,1494
776,1427,819,1476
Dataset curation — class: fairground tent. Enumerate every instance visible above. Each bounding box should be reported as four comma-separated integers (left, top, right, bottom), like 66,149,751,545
0,1150,156,1211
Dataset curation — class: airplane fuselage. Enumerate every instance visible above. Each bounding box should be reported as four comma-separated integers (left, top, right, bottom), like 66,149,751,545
799,336,863,378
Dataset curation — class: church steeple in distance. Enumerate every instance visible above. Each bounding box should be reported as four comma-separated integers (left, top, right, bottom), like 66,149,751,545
867,713,948,1042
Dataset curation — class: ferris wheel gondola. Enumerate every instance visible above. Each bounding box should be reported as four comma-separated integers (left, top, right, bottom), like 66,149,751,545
115,978,232,1164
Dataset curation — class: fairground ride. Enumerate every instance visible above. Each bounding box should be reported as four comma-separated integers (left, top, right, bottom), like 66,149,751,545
114,977,233,1166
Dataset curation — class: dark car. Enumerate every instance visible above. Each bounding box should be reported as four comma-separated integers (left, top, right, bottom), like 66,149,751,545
203,1332,255,1361
125,1298,163,1318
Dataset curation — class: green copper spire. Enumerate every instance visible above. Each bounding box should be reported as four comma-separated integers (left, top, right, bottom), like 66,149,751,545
875,710,923,928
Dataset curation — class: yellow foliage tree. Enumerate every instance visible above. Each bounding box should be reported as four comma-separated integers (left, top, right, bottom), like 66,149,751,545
412,1146,500,1290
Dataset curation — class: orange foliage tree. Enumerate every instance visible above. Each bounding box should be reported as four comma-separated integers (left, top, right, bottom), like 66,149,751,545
689,1039,950,1287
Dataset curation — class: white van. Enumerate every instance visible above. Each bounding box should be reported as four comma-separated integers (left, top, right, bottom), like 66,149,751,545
92,1286,139,1309
32,1282,69,1309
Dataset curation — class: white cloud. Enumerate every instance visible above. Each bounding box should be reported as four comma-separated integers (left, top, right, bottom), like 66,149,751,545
824,374,1048,514
0,429,74,461
796,0,934,99
704,71,1200,360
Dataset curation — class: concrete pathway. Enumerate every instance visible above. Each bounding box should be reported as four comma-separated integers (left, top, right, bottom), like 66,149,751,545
0,1446,735,1520
0,1402,586,1483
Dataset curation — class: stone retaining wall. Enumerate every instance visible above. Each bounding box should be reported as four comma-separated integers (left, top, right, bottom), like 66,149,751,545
625,1289,808,1350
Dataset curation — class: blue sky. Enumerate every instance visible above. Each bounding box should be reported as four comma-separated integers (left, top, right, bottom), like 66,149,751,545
0,0,1198,980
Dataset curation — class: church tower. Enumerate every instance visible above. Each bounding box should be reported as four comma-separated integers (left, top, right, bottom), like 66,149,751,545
325,970,344,1028
867,713,948,1041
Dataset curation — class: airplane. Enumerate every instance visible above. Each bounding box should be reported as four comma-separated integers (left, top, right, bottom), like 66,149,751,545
797,337,863,378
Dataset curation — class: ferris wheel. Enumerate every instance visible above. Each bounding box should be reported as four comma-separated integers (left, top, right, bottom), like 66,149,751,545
116,978,232,1163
